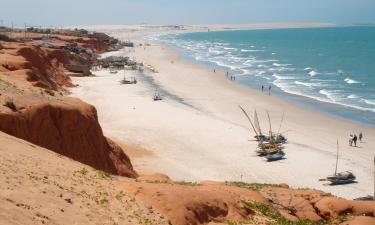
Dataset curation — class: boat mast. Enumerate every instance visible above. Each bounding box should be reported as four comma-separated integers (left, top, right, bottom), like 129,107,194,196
266,111,272,140
277,112,285,136
334,139,339,175
239,105,259,137
254,109,262,136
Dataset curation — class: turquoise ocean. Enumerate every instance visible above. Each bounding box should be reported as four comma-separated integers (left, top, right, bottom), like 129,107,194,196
149,27,375,126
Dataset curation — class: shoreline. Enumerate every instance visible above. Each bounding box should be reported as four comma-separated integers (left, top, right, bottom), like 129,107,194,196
71,26,375,199
157,40,375,129
153,28,375,127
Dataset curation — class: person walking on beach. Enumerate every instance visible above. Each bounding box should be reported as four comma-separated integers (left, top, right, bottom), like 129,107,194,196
359,132,363,142
268,85,272,95
226,71,229,77
349,134,353,146
262,85,264,92
353,134,358,147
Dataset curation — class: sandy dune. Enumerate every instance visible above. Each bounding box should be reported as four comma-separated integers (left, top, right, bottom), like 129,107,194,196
0,131,168,225
71,27,375,199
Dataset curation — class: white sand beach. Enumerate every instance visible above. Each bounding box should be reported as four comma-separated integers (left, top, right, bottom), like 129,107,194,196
71,25,375,199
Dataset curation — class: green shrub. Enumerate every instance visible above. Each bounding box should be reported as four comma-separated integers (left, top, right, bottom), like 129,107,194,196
4,100,17,112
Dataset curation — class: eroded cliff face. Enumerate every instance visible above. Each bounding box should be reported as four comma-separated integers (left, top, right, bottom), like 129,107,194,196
0,41,73,90
0,40,136,178
0,98,136,178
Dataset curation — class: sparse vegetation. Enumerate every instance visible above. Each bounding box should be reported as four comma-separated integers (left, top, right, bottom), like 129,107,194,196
242,200,329,225
226,181,281,191
115,191,125,201
4,100,17,112
97,170,111,179
331,213,353,224
175,181,199,186
45,89,55,96
96,196,109,205
79,167,88,176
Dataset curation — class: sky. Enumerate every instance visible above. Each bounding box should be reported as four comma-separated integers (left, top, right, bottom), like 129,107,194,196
1,0,375,27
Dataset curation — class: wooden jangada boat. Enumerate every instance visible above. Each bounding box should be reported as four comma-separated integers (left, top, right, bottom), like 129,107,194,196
120,69,137,84
239,105,286,160
320,140,356,185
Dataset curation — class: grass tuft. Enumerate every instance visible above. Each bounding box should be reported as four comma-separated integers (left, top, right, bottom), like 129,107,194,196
96,196,109,205
226,181,282,191
97,170,111,179
242,200,329,225
79,167,88,176
45,89,55,96
175,181,199,186
4,100,17,112
115,191,125,201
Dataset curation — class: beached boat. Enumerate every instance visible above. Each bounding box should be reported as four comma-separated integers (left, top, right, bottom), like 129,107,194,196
120,78,137,84
153,92,162,101
120,69,137,84
266,151,285,161
320,140,356,185
109,69,118,74
326,171,356,185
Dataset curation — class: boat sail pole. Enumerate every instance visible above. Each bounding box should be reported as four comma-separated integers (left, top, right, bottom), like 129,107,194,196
239,105,259,138
277,112,285,136
266,111,272,140
254,109,262,136
334,139,339,176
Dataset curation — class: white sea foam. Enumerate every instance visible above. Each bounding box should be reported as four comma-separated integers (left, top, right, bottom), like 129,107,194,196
278,67,295,72
271,53,276,55
319,89,338,102
273,63,291,67
240,49,264,52
344,78,360,84
223,47,237,50
304,67,312,71
272,74,295,80
362,99,375,106
308,70,319,76
295,81,315,88
347,94,360,99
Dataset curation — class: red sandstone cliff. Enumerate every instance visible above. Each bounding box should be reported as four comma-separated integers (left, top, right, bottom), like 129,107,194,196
0,41,73,90
0,98,136,178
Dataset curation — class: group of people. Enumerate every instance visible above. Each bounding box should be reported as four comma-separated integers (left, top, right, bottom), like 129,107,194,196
349,132,363,147
225,71,236,81
261,85,272,95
